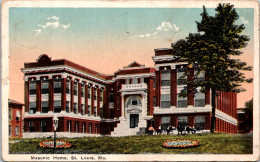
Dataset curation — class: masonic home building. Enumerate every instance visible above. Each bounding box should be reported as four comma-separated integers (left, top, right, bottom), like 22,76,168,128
21,48,238,138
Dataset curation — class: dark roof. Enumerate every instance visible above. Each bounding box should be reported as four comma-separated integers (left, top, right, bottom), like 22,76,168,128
8,99,24,106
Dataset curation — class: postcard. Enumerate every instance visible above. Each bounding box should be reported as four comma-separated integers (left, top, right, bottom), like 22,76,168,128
1,0,259,161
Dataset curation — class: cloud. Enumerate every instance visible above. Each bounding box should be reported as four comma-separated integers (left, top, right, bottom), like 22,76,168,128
34,16,70,36
174,24,179,32
47,16,59,21
131,21,179,39
241,17,249,24
156,22,172,31
34,29,41,35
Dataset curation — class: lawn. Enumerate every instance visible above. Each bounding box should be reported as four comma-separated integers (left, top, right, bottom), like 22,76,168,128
9,133,252,154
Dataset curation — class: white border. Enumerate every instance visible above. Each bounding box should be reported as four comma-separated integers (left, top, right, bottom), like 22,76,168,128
1,0,259,161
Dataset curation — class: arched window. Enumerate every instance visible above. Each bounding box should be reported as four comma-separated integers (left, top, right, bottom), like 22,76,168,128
126,96,142,107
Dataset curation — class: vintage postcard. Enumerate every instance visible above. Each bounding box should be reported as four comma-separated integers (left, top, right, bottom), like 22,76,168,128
1,0,259,161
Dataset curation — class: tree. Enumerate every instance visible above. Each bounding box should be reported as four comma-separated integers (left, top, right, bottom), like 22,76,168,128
172,3,253,133
244,98,253,132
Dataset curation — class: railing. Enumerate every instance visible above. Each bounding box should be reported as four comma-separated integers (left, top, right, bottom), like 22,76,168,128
121,83,147,91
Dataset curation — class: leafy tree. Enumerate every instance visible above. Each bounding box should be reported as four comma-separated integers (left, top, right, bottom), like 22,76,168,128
172,3,252,133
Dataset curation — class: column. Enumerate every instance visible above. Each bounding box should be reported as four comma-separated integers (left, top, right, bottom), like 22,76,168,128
36,80,41,112
49,79,54,112
70,79,74,113
142,93,147,117
85,84,88,115
121,94,125,118
97,88,100,116
187,68,194,106
61,78,66,111
24,81,29,112
78,82,82,114
155,70,161,106
171,68,177,106
91,86,94,116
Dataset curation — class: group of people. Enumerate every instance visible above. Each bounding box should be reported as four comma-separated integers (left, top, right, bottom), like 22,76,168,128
147,124,196,135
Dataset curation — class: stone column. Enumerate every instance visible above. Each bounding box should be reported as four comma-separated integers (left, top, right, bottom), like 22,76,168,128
61,78,66,111
36,80,41,113
121,94,125,118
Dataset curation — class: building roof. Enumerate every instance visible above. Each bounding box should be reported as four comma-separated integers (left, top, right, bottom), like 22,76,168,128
8,99,24,106
23,54,109,80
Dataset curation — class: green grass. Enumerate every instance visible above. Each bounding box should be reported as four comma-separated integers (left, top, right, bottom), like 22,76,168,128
9,133,252,154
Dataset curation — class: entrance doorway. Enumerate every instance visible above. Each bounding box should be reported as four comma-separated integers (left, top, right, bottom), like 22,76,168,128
130,114,139,128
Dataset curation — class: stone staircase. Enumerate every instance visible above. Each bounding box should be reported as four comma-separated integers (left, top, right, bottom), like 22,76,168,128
111,117,145,136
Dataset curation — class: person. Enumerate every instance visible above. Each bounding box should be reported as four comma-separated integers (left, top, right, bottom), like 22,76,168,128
157,125,162,135
148,126,155,135
167,125,172,135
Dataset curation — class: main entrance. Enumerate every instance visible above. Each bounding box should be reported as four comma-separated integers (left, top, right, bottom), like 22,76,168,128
130,114,139,128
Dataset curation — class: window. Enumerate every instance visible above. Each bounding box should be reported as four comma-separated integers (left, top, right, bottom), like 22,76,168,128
54,100,61,113
41,120,47,132
161,69,171,86
126,96,142,107
73,103,78,114
178,116,188,126
67,121,71,132
81,85,85,97
29,82,36,95
29,121,34,132
161,116,171,130
153,96,156,106
89,123,92,134
41,101,49,113
88,87,91,99
194,68,205,82
100,107,103,118
194,88,205,107
75,122,79,133
66,80,70,94
29,101,36,114
94,89,97,100
161,94,171,108
66,101,70,113
132,78,138,84
177,87,187,108
41,81,49,94
74,82,78,96
54,80,62,93
9,109,11,120
194,116,205,130
95,123,98,134
94,106,97,116
126,78,130,84
16,111,21,120
15,126,19,136
153,78,156,88
81,104,85,115
9,125,11,136
177,67,187,85
88,105,91,116
82,123,86,133
100,91,103,101
109,93,114,102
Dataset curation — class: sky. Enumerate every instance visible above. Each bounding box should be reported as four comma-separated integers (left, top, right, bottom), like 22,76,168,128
8,6,254,108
